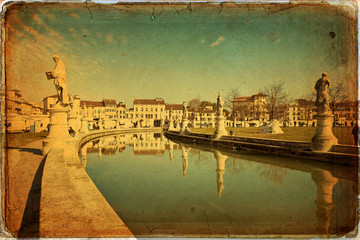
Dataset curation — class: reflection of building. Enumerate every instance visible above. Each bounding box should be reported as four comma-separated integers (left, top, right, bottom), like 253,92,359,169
133,132,165,155
232,93,267,121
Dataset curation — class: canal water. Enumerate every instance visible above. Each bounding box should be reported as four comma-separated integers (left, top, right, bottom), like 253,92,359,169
79,132,357,237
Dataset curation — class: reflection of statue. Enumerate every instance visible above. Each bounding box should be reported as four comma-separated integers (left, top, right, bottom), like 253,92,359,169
217,92,224,117
314,73,331,114
46,55,69,105
182,101,188,119
169,141,174,162
181,146,189,176
311,169,338,234
214,151,228,198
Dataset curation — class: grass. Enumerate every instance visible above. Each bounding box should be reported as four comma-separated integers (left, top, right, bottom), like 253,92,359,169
190,127,356,145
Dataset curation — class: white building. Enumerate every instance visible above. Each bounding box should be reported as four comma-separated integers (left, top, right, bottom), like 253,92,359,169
133,98,165,127
188,106,216,128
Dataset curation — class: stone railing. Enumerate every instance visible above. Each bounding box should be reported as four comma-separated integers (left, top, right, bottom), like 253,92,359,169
164,131,358,166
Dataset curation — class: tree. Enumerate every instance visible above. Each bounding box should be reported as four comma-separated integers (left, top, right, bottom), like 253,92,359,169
188,96,201,108
199,101,216,111
262,81,290,120
224,88,240,111
328,80,349,115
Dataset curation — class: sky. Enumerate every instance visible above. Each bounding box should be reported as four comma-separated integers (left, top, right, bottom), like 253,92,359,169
5,3,357,107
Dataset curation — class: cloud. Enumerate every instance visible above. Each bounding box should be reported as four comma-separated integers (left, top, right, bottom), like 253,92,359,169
105,33,114,43
209,36,225,48
200,39,205,44
70,13,80,19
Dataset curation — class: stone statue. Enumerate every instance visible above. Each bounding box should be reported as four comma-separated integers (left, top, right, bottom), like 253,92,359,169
169,107,173,120
182,101,188,119
82,103,87,117
314,72,331,114
217,92,224,117
46,55,69,105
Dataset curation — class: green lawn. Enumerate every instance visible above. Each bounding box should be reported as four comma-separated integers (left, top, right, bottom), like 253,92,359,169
190,127,355,145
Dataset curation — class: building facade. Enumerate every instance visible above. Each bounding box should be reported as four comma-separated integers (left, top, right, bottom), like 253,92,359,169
188,106,216,128
133,98,166,127
232,93,268,121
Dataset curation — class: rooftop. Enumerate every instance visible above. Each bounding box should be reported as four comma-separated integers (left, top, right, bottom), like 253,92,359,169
80,100,104,107
134,99,165,105
165,104,183,110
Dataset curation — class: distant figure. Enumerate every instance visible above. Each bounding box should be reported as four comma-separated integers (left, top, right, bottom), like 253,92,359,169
352,123,358,145
312,121,315,127
68,126,76,137
351,121,354,127
314,72,331,114
217,92,224,117
345,122,347,126
46,55,69,105
294,121,297,127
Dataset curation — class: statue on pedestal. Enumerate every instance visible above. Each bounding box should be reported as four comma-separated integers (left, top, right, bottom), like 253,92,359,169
169,107,173,120
311,72,338,152
217,93,224,117
46,55,69,105
314,73,331,114
182,101,188,119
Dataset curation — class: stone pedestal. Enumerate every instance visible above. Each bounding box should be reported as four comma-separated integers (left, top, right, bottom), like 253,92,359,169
311,113,338,152
180,118,189,134
80,117,89,133
160,118,164,128
42,104,73,155
67,115,77,131
214,116,228,139
168,119,175,131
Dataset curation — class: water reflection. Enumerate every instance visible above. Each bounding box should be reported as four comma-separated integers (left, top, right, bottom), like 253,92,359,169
181,146,190,176
79,132,357,236
311,169,338,234
214,151,227,198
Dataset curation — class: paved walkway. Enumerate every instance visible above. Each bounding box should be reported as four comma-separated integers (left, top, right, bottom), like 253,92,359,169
5,139,44,236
